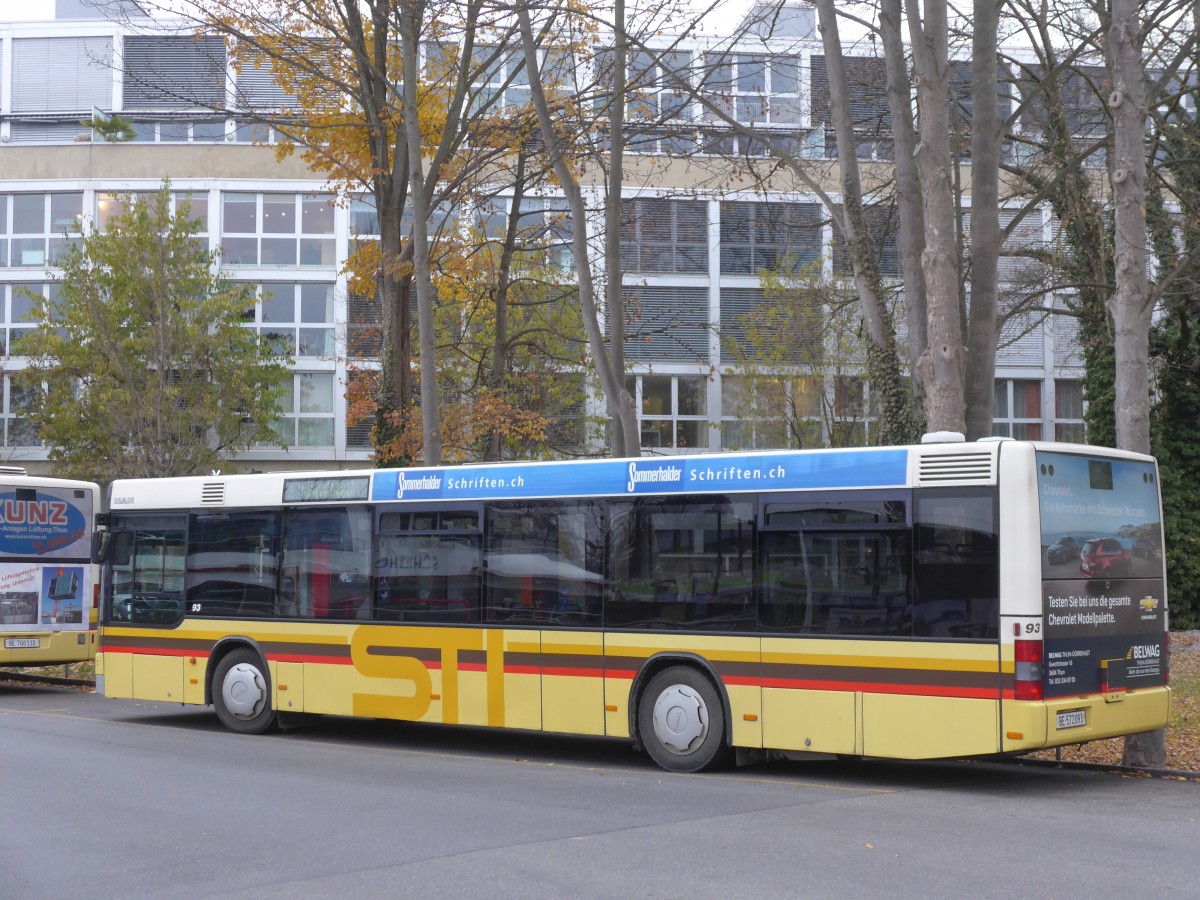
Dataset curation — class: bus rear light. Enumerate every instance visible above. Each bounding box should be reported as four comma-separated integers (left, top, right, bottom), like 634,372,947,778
1014,639,1043,701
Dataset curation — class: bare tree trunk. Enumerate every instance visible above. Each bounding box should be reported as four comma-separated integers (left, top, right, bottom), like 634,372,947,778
343,0,414,465
814,0,916,445
605,0,631,456
486,154,528,461
399,0,442,465
907,0,965,433
1107,7,1152,456
517,2,639,457
1107,0,1164,769
878,0,927,380
963,0,1003,440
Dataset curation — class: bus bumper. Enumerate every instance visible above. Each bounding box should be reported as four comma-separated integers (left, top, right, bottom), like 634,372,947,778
1001,687,1171,753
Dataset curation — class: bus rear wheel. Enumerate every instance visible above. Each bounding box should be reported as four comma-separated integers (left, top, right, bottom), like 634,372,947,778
638,665,729,773
212,648,277,735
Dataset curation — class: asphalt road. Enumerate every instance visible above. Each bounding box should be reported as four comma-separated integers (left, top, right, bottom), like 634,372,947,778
1,683,1197,899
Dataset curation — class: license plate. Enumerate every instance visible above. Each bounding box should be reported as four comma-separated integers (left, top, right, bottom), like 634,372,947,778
1056,709,1087,729
3,638,40,649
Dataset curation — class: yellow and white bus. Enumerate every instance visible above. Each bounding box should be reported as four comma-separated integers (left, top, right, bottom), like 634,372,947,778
96,437,1169,771
0,469,101,669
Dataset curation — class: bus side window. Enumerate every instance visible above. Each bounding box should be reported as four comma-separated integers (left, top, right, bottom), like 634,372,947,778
281,507,372,620
758,531,811,631
483,500,603,626
912,489,999,639
374,532,480,624
186,512,281,618
106,516,187,625
607,497,755,631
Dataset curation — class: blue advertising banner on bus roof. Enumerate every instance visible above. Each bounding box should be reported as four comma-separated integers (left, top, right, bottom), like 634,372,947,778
370,448,910,503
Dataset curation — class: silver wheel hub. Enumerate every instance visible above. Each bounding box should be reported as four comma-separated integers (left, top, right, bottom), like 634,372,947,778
222,663,266,720
652,684,709,755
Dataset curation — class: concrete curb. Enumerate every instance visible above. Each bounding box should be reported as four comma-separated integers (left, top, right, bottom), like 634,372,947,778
1010,755,1200,781
0,670,93,689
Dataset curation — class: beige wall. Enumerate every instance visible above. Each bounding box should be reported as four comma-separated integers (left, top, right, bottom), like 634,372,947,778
0,143,317,183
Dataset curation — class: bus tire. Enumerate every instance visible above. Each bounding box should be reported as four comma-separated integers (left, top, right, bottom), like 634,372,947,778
212,648,277,735
637,665,729,773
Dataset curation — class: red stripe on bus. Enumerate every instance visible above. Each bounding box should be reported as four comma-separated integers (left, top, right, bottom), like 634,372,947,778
605,669,638,680
494,666,661,679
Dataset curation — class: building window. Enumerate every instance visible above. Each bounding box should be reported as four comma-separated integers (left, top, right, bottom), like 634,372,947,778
472,48,531,112
269,373,336,448
709,53,801,127
620,199,707,274
625,50,694,154
1054,379,1085,442
1016,64,1110,170
473,198,574,274
810,55,893,161
126,120,227,143
994,379,1043,439
721,374,822,450
628,374,708,450
221,193,335,267
1,375,40,447
832,204,900,277
699,53,803,156
247,283,336,358
350,195,380,237
12,36,113,114
2,282,50,356
719,201,822,275
96,191,208,234
345,368,376,449
832,375,872,446
1,193,83,268
623,286,710,362
721,373,872,448
123,35,227,110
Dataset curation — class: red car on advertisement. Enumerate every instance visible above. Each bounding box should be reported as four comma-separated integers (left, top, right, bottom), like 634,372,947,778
1079,537,1132,579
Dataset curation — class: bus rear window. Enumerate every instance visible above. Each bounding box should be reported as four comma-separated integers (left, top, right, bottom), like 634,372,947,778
1038,452,1162,581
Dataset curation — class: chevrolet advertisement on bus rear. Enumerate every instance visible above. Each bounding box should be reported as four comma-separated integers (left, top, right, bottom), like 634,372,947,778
1037,451,1166,697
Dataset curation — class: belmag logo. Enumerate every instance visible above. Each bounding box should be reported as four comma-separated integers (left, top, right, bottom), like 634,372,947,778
626,461,684,493
395,471,443,499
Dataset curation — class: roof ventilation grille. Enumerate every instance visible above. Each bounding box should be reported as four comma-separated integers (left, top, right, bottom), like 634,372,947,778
918,451,995,484
201,482,226,505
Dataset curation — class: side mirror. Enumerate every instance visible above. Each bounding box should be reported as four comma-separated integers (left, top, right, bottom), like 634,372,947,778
94,531,132,566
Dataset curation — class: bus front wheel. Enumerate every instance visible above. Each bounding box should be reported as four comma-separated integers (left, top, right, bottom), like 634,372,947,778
212,648,277,735
637,665,729,773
